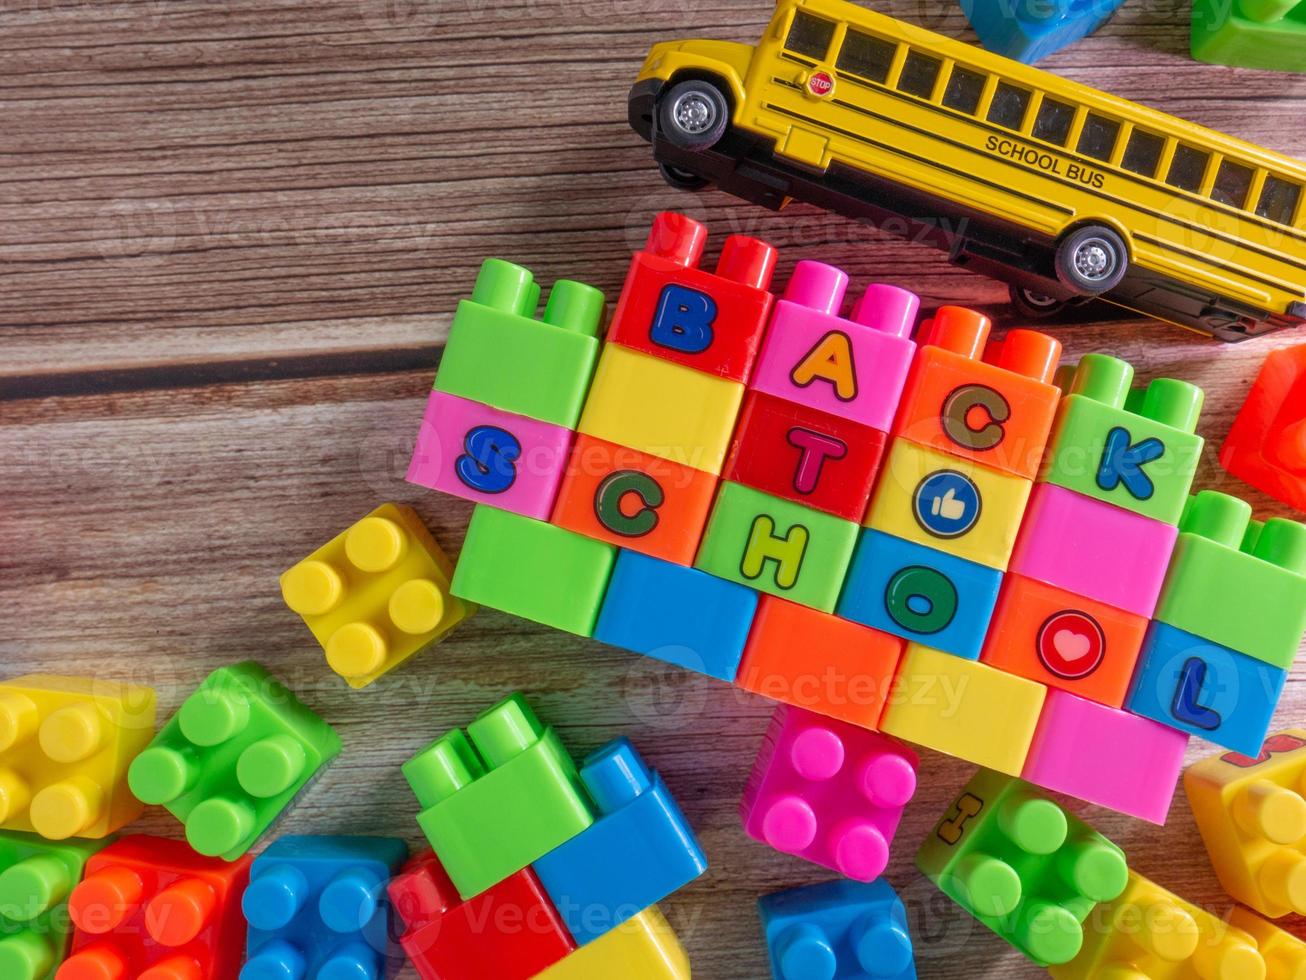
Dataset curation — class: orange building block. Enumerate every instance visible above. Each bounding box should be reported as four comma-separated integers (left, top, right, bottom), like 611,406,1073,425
1230,906,1306,979
1221,345,1306,513
735,596,904,730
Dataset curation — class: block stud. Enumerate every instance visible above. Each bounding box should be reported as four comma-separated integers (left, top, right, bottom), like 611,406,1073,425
1056,838,1128,902
774,921,837,980
1141,378,1204,432
715,235,777,289
1234,779,1306,844
541,280,605,338
1259,849,1306,915
859,753,916,808
645,211,708,267
185,797,257,857
237,735,308,799
831,819,889,882
69,866,146,933
0,853,73,921
388,579,446,635
1182,490,1252,548
0,769,32,824
243,863,309,931
954,853,1021,917
1071,354,1133,408
1129,900,1199,961
997,791,1067,855
466,694,543,769
145,877,217,946
789,727,845,781
128,746,199,805
280,560,345,618
849,283,920,339
402,730,483,808
993,329,1061,384
178,689,250,748
1016,900,1083,965
30,776,103,840
1242,0,1299,21
470,258,536,316
325,623,388,682
0,932,55,980
344,517,408,573
923,306,990,358
240,940,307,980
57,944,130,980
0,693,39,753
1254,519,1306,575
783,261,848,316
580,738,652,813
39,703,106,764
850,911,913,977
1191,933,1266,980
318,942,381,980
319,867,384,935
138,954,203,980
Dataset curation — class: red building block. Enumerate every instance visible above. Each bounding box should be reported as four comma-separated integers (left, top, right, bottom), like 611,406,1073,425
388,849,575,980
606,211,777,383
57,835,251,980
1221,344,1306,512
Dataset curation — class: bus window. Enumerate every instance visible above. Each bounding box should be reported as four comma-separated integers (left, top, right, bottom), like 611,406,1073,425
941,65,986,115
1032,98,1075,146
1077,113,1120,162
897,50,942,99
837,30,897,83
987,82,1031,130
1212,160,1255,209
1166,144,1210,193
786,11,836,60
1121,129,1165,178
1257,175,1303,226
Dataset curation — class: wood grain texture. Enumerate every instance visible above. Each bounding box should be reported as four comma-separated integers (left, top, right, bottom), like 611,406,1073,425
1,0,1304,976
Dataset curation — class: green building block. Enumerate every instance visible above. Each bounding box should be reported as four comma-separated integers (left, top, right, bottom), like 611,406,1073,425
694,481,857,612
127,661,342,860
1193,0,1305,73
1155,490,1306,669
0,832,105,980
917,769,1129,967
403,692,593,899
450,505,616,636
1041,354,1205,525
434,258,605,428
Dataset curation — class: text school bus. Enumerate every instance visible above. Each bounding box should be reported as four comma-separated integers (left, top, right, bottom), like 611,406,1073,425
628,0,1306,341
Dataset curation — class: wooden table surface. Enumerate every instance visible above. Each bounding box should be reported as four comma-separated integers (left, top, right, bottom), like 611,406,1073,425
3,1,1305,976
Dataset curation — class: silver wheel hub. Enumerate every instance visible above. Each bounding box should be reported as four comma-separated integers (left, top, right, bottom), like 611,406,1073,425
1075,240,1114,280
672,92,715,135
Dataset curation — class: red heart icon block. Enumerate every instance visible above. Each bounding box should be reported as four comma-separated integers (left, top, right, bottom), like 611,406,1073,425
1037,611,1106,679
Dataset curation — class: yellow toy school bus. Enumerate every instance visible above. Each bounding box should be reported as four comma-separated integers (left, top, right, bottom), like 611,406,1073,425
628,0,1306,341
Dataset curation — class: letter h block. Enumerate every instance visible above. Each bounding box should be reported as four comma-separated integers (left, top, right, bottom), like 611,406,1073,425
1192,0,1305,72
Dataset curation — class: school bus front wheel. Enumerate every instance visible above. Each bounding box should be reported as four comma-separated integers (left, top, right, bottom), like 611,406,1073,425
1055,225,1130,295
657,79,730,151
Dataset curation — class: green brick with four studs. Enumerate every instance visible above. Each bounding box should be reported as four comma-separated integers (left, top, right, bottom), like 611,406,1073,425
0,832,106,980
127,661,341,861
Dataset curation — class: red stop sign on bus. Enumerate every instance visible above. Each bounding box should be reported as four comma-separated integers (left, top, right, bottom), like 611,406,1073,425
807,71,834,97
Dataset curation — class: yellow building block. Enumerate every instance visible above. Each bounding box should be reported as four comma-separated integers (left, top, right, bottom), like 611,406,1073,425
879,644,1047,776
281,503,475,689
1230,906,1306,980
865,439,1032,570
536,906,690,980
0,675,156,840
1049,870,1267,980
1184,730,1306,918
579,343,744,474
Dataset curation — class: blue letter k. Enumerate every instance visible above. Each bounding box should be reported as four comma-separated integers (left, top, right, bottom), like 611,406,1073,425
1097,426,1164,501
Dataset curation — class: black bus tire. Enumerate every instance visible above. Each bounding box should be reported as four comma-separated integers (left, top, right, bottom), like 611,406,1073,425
1055,225,1129,295
657,79,729,152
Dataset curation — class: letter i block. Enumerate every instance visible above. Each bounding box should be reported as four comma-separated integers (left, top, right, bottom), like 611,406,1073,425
59,835,252,980
893,307,1062,480
281,503,475,689
1230,906,1306,977
605,211,777,383
1192,0,1306,72
535,907,689,980
1042,354,1205,525
0,833,105,980
758,878,916,980
402,693,593,900
741,706,918,882
127,662,341,860
0,675,156,841
533,739,707,945
916,769,1128,967
964,0,1126,63
1221,344,1306,511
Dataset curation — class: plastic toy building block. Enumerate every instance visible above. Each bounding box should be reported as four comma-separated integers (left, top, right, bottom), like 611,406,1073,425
893,307,1061,480
1192,0,1306,72
917,769,1128,966
402,692,592,900
758,878,916,980
281,502,475,689
1229,906,1306,978
551,434,719,565
593,549,758,682
388,849,574,980
1023,689,1189,824
535,907,689,980
533,739,707,945
724,390,888,522
695,481,858,612
606,211,777,383
736,596,904,730
1154,490,1306,670
241,836,408,980
741,706,918,881
450,506,616,637
837,528,1002,661
962,0,1127,63
0,675,156,841
864,439,1032,571
980,573,1148,709
0,832,105,980
1222,345,1306,511
750,262,918,433
58,835,252,980
578,343,744,475
1010,481,1178,618
1042,354,1205,525
433,258,603,429
407,390,574,520
881,645,1047,776
127,661,340,860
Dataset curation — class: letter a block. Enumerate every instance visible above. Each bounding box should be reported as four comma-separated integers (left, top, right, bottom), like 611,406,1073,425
0,833,106,980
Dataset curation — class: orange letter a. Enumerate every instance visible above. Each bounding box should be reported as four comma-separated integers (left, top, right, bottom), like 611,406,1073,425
791,331,857,402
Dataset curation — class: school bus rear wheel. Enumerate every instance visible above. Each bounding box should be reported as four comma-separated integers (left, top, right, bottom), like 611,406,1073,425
659,79,729,151
1055,225,1129,295
658,163,710,191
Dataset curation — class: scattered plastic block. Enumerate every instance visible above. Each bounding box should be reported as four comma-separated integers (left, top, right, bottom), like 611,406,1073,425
281,502,475,689
1229,905,1306,978
0,675,156,841
127,661,340,860
962,0,1127,63
1192,0,1306,72
1042,354,1204,525
605,211,777,383
58,835,252,980
741,706,918,881
433,258,604,429
1222,344,1306,510
837,528,1002,660
917,769,1128,966
735,596,904,730
881,645,1047,776
758,878,916,980
535,907,690,980
0,832,105,980
451,506,616,637
893,308,1061,480
1023,689,1189,824
402,692,592,900
593,550,758,682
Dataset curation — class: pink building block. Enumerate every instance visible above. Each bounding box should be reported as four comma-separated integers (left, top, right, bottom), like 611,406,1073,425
1022,689,1190,825
740,705,919,880
1011,483,1179,618
749,262,918,432
407,389,574,519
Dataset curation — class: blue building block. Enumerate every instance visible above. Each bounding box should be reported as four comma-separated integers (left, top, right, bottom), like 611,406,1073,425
837,529,1002,661
960,0,1127,63
759,878,916,980
594,549,759,681
1127,621,1287,757
241,835,409,980
532,738,707,946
